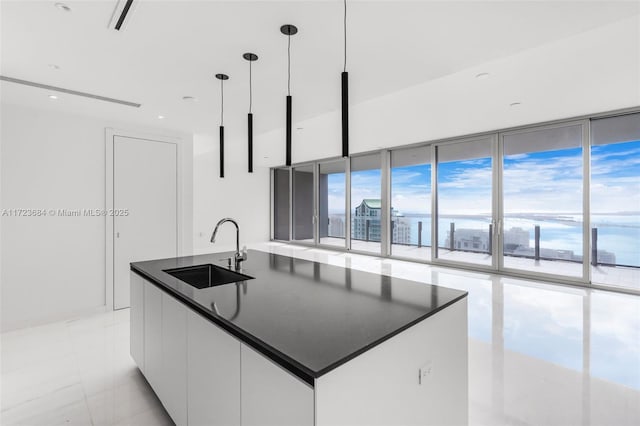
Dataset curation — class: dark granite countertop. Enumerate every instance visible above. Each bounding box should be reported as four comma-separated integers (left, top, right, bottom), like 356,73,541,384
131,249,467,385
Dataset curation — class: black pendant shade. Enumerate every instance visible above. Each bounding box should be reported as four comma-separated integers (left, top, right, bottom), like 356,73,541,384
215,73,228,178
281,24,297,167
286,95,292,166
248,113,253,173
219,125,224,178
341,71,349,157
341,0,350,158
243,52,258,173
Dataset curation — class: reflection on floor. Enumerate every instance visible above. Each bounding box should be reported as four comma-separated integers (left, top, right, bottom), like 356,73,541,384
292,237,640,290
1,242,638,425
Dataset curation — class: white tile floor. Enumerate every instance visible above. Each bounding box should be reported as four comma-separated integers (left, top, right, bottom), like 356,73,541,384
1,309,171,426
2,242,639,425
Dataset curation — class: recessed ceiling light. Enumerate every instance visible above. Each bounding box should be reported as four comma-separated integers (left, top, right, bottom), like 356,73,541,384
157,115,165,119
48,94,58,100
182,96,197,102
296,127,304,130
475,72,490,80
510,102,522,107
48,64,60,70
54,2,71,12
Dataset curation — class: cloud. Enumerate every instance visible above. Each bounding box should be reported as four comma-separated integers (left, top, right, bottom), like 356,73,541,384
322,142,640,215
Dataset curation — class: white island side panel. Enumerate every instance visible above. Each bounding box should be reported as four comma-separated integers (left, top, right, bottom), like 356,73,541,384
314,298,468,426
241,344,314,426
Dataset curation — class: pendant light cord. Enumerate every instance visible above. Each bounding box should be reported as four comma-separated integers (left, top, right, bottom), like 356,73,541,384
287,33,291,96
249,59,253,114
343,0,347,73
220,79,224,126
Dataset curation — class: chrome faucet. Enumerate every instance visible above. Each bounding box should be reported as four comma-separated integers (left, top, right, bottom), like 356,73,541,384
211,218,247,270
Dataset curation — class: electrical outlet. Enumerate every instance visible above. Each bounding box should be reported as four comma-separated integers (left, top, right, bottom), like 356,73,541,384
418,360,433,385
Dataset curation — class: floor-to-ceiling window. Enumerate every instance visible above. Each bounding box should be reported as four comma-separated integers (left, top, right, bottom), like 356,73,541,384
318,160,347,247
272,168,290,241
501,123,584,278
390,146,431,260
292,164,315,243
350,154,382,254
271,110,640,294
435,137,494,266
590,113,640,290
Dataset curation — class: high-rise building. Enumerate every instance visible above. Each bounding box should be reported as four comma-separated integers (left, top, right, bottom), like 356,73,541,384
351,199,411,243
391,217,412,245
352,199,382,241
328,215,345,237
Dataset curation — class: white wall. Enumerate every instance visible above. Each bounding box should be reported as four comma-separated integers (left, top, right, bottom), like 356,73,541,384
255,15,640,165
0,103,193,331
193,131,270,255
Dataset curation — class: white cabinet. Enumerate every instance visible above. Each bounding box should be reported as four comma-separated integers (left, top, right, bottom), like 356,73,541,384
139,278,188,426
161,293,188,426
187,311,241,426
241,344,314,426
143,280,162,392
132,274,312,426
129,271,144,372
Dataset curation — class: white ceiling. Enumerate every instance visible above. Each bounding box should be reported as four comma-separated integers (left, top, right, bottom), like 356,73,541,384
1,0,638,135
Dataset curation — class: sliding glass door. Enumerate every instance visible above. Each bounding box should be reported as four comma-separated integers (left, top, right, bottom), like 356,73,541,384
350,154,382,254
390,146,431,260
318,160,347,248
500,123,585,278
435,137,495,267
272,168,290,241
292,164,315,243
590,113,640,290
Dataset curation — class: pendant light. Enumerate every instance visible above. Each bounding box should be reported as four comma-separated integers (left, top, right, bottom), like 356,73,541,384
243,53,258,173
341,0,349,158
216,73,229,178
280,24,298,166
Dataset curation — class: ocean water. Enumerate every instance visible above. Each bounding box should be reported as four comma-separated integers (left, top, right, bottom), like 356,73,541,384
336,214,640,266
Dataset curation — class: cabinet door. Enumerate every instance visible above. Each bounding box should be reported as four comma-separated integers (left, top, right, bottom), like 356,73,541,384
187,311,241,426
241,344,314,426
129,272,144,372
143,281,162,392
161,293,188,426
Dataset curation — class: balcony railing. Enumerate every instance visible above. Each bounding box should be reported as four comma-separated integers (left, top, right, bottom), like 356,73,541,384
327,218,636,268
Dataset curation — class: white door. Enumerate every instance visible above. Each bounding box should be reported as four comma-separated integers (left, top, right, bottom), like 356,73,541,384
113,136,177,309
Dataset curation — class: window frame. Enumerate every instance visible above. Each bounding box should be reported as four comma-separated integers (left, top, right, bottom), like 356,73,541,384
269,107,640,296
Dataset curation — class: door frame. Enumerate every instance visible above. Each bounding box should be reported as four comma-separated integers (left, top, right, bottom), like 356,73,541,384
431,133,499,272
497,119,589,284
105,128,184,310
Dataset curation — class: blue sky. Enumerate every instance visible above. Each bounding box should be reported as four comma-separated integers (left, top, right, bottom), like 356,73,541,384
391,164,431,214
591,140,640,214
325,140,640,216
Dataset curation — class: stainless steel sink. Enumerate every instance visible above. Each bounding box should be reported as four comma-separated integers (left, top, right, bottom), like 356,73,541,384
163,264,254,289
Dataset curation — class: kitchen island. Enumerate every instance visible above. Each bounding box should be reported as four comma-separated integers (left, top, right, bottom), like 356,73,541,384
130,249,468,426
